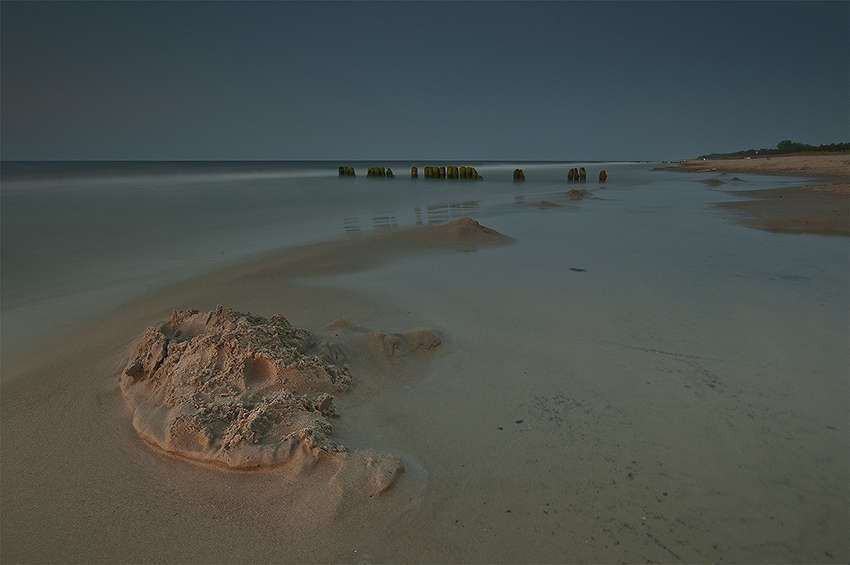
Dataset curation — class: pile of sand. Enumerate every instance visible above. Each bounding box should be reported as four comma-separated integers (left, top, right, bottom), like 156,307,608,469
120,305,440,495
419,217,515,252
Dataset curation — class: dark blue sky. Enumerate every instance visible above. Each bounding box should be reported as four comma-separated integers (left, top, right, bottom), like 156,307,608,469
2,1,848,161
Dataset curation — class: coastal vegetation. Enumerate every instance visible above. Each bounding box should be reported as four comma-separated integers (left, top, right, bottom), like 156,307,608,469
698,140,849,160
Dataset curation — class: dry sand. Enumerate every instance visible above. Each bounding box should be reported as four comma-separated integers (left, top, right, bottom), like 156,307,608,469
672,153,850,177
662,154,849,236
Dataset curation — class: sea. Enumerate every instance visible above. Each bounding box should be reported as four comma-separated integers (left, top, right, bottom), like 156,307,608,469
1,160,848,562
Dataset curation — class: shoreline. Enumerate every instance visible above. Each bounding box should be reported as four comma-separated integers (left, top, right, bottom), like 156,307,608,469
665,153,849,178
663,154,849,236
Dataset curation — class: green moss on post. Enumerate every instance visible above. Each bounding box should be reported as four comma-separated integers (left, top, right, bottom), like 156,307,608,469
599,170,607,182
579,168,586,182
513,168,525,181
411,166,418,178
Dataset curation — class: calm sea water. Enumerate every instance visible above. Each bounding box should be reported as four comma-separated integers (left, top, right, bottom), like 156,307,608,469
2,159,846,376
1,160,847,561
1,161,660,351
0,161,840,328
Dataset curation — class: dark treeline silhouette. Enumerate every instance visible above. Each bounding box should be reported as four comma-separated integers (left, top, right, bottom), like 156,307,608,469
699,140,849,159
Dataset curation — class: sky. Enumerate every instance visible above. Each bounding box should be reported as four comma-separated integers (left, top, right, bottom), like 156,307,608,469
1,1,848,161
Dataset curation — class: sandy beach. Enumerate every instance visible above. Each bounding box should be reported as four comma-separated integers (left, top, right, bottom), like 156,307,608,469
672,153,850,177
3,0,849,561
0,219,513,563
663,154,849,236
2,164,848,564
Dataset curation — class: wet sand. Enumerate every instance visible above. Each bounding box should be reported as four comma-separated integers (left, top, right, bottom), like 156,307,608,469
2,207,848,563
716,184,850,236
663,154,849,235
0,219,514,563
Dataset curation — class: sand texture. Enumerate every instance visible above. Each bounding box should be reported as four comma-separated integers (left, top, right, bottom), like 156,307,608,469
3,200,847,564
659,154,850,236
121,307,351,468
424,216,515,250
120,305,446,497
716,185,850,236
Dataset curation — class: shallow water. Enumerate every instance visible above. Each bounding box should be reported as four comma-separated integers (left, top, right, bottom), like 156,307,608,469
0,161,649,360
1,161,847,562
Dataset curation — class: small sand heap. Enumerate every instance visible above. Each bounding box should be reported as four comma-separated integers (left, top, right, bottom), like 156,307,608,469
428,217,514,245
120,306,439,495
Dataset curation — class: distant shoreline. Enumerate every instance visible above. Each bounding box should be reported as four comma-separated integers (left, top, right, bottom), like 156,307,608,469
662,153,849,179
660,153,849,237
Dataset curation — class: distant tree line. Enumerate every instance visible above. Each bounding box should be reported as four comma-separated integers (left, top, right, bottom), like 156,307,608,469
699,140,849,159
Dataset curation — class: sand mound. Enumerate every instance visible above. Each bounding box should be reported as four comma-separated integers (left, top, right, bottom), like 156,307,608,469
428,217,512,242
120,306,437,494
324,319,442,362
521,200,561,209
699,178,725,186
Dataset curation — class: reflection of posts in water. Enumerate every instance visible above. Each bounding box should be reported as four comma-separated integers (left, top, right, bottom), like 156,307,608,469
343,216,361,235
426,201,481,225
343,201,481,234
372,212,398,232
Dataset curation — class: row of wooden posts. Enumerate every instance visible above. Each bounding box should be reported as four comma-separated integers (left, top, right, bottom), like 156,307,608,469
339,166,607,182
418,166,482,179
